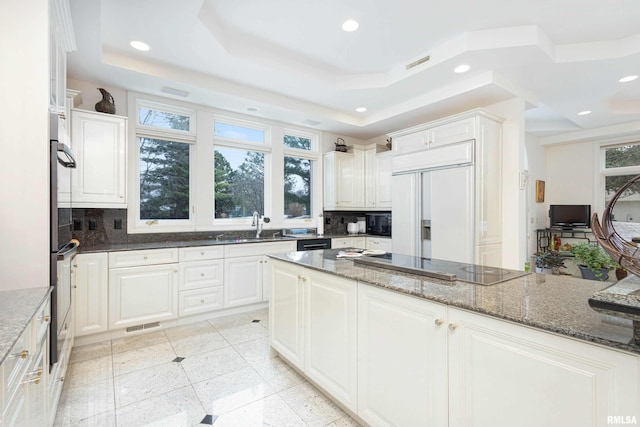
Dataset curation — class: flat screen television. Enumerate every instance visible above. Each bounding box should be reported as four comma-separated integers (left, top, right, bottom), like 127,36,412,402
549,204,591,229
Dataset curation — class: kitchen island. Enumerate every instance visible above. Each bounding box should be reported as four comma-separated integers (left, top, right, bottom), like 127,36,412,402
268,249,640,427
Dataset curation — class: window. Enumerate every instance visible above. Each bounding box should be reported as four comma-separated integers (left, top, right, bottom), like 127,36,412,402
601,142,640,240
284,156,311,218
139,138,190,220
284,134,311,151
215,121,265,143
137,100,195,136
214,147,265,219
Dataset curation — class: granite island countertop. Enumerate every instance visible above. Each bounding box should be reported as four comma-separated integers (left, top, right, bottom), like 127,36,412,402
269,249,640,355
0,287,52,365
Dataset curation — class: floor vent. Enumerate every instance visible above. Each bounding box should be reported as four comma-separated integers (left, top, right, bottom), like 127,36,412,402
406,55,430,70
126,322,161,333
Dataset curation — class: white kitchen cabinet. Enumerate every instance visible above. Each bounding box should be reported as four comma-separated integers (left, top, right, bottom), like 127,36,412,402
358,283,448,427
332,237,366,249
270,260,305,370
305,269,358,412
108,248,179,268
224,255,264,308
391,116,475,158
224,241,296,307
374,152,393,208
71,110,127,208
323,151,364,210
448,307,640,427
474,117,502,246
49,0,75,115
109,264,178,330
364,237,392,252
2,297,50,427
178,246,224,316
74,253,108,337
269,260,358,411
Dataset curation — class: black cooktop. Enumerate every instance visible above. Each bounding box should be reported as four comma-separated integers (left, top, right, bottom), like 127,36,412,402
354,253,529,285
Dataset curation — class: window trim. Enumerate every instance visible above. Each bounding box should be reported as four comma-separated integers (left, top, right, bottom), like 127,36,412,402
136,99,196,139
596,139,640,217
214,115,270,147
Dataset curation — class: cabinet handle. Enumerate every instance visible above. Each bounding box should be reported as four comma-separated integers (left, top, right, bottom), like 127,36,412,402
59,112,66,120
21,375,41,385
448,323,457,331
58,376,65,382
434,318,444,326
27,368,43,377
10,350,29,359
174,269,178,273
73,264,78,268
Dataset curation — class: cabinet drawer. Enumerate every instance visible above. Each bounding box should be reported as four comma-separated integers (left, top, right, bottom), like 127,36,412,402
179,260,224,291
365,237,392,252
332,237,366,249
179,287,224,317
33,299,50,343
2,329,31,406
108,248,179,268
179,246,224,262
224,241,296,258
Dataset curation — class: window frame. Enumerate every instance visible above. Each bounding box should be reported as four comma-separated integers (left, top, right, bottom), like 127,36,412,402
596,139,640,216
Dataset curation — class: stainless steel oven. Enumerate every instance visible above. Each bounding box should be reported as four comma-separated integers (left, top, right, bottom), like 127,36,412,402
50,114,77,368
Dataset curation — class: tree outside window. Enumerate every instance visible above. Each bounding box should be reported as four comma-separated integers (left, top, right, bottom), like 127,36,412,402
214,147,264,218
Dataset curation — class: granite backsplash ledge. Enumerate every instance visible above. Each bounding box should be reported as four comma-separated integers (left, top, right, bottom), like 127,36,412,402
72,208,321,248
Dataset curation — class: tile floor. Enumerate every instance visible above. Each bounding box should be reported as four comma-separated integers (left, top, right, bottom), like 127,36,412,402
53,309,362,427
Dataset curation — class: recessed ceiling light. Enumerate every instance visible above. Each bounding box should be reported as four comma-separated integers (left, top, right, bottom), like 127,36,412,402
130,40,150,51
342,19,359,32
246,107,259,113
578,110,592,116
619,75,638,83
356,107,367,112
454,64,470,74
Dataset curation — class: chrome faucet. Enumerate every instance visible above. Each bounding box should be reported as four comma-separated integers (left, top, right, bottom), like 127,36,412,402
215,233,225,241
251,211,262,238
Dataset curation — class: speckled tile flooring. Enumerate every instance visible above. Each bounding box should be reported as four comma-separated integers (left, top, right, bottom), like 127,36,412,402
53,309,361,427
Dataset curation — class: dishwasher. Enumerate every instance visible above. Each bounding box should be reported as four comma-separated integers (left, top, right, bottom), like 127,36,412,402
296,238,332,251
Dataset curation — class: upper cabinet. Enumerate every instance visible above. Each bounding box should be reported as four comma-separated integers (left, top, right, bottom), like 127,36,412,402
49,0,76,116
324,146,391,211
71,110,128,208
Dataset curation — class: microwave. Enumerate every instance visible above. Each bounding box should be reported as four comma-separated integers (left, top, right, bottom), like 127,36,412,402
366,213,392,236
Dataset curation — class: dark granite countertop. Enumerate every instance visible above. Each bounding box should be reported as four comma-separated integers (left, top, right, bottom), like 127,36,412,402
269,249,640,355
78,233,378,254
0,287,52,365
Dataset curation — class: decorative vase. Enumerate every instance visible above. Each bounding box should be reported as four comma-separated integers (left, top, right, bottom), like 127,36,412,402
577,265,609,281
615,268,628,280
95,88,116,114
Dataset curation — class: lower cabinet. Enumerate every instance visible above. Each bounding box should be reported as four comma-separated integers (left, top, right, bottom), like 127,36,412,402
332,237,366,249
305,271,357,411
270,260,358,412
74,253,109,336
364,237,392,252
447,307,640,427
224,256,264,308
357,283,447,427
178,258,224,316
2,296,51,427
270,260,640,427
109,264,178,329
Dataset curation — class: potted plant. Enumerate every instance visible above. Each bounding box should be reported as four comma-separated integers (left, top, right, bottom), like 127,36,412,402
535,251,566,274
569,242,618,281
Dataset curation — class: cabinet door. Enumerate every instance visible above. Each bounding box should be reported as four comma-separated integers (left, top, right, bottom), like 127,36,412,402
305,270,357,412
109,264,178,329
74,253,108,337
448,308,640,427
357,284,448,427
71,110,127,207
270,260,304,370
374,152,393,208
332,237,365,249
178,287,223,317
224,256,263,308
428,117,475,148
364,148,376,208
336,152,356,207
365,237,392,252
179,259,224,291
392,131,428,156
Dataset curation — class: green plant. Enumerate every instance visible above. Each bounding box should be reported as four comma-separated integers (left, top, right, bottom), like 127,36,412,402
535,251,566,269
570,243,618,277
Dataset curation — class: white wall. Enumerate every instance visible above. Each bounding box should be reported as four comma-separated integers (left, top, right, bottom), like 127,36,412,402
68,78,128,116
545,142,595,206
0,0,50,290
321,132,367,153
524,133,547,257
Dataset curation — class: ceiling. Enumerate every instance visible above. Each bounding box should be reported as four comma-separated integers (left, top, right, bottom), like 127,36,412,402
67,0,640,140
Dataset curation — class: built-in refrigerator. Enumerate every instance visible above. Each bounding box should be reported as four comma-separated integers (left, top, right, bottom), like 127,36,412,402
392,167,474,264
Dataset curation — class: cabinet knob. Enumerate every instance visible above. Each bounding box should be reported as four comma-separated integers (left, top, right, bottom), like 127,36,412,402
44,315,50,323
297,274,302,280
448,323,457,331
174,269,178,273
201,252,205,255
434,318,444,326
200,273,205,277
144,256,148,260
301,276,307,282
200,299,205,303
